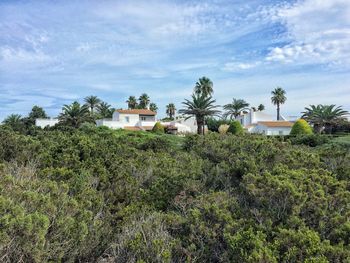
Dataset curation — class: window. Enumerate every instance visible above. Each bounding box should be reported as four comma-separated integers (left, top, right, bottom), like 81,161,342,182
125,116,129,123
140,116,146,121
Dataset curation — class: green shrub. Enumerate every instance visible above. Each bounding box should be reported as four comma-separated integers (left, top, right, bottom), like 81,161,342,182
289,134,330,147
152,122,165,134
290,119,313,135
228,121,244,135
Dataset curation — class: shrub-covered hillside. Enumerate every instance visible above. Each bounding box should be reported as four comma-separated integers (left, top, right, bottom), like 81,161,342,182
0,126,349,262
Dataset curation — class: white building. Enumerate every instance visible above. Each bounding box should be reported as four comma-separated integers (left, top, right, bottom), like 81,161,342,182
35,118,59,128
96,109,196,134
236,109,293,135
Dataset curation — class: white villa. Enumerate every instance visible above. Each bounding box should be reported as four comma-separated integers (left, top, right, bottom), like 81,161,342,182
236,109,294,135
96,109,197,133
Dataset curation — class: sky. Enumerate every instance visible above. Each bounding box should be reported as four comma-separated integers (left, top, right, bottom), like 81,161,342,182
1,0,350,120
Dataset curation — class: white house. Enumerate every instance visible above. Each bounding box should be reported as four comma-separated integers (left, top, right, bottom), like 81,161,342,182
96,109,197,134
236,109,293,135
96,109,157,131
35,118,59,128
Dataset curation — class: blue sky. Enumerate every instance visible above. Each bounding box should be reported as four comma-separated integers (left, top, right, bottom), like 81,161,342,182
1,0,350,120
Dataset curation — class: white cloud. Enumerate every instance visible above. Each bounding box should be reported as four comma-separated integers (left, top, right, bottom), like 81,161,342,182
266,0,350,67
223,60,260,71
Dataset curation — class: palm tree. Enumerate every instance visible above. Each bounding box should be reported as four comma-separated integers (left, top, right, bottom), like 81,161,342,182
194,77,213,97
59,101,91,128
138,93,150,109
223,98,250,119
271,87,287,120
126,96,138,109
84,95,101,115
258,104,265,111
302,104,348,133
179,94,220,135
149,103,158,112
166,103,176,119
97,101,114,118
2,114,24,132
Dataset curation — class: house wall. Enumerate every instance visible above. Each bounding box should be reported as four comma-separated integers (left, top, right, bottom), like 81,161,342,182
139,115,155,122
253,124,291,135
35,118,59,128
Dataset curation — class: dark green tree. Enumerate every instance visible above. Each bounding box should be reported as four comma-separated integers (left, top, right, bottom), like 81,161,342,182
194,76,213,97
58,101,91,128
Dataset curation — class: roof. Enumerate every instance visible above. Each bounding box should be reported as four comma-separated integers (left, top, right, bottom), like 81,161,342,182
116,109,156,115
258,121,293,127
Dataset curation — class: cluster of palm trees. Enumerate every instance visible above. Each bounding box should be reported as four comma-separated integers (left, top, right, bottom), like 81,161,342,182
302,104,349,133
179,77,348,135
125,94,158,112
58,96,114,128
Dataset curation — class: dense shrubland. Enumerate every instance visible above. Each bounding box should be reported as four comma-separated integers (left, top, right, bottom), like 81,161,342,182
0,125,349,262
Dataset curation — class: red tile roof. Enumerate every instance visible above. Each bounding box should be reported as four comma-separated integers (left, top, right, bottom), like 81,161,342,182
116,109,156,115
258,121,293,127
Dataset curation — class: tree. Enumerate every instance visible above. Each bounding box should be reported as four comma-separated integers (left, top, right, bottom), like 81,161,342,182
149,103,158,113
227,120,244,135
258,104,265,111
223,98,250,119
59,101,91,128
139,93,150,109
179,94,220,135
126,96,138,109
152,122,165,134
84,96,101,115
23,106,48,127
194,77,213,97
302,104,349,133
271,87,287,120
97,102,114,118
290,119,313,135
2,114,24,132
166,103,176,120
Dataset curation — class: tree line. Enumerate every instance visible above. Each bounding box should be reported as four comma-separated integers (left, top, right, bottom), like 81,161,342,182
2,77,349,135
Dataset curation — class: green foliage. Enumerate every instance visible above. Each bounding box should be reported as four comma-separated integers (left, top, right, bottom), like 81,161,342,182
289,134,330,147
152,122,165,134
290,119,313,135
205,117,230,132
228,120,244,134
0,128,349,262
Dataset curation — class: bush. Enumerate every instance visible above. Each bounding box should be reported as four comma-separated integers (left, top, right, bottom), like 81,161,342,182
290,119,313,135
289,134,330,147
218,124,230,134
206,118,230,132
228,121,244,135
152,122,165,134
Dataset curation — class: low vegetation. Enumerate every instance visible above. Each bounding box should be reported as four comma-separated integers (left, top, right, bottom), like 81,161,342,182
0,125,349,262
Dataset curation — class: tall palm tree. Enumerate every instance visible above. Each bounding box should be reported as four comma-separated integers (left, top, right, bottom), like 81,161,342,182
59,101,91,128
84,95,101,115
97,101,114,118
149,103,158,112
194,77,213,97
138,93,150,109
271,87,287,120
179,94,220,135
223,98,250,119
126,96,138,109
2,114,24,132
258,104,265,111
166,103,176,119
302,104,348,133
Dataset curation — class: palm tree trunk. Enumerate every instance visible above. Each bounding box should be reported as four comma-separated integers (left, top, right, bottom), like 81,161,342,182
277,104,280,121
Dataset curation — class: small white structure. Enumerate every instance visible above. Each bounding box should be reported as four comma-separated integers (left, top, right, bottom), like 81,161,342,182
96,109,197,133
96,109,157,131
35,118,59,128
254,121,293,135
236,109,293,135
